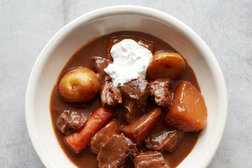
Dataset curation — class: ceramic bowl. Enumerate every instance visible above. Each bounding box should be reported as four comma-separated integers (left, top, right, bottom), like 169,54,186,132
25,5,227,168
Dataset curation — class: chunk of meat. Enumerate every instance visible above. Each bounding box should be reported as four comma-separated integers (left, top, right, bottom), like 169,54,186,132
150,78,173,111
65,107,113,153
120,77,149,123
145,130,183,152
120,77,149,104
107,37,154,61
101,77,122,108
90,120,120,153
57,110,87,134
122,99,141,123
118,158,134,168
97,133,137,168
122,108,162,145
164,81,207,132
93,56,110,82
133,151,170,168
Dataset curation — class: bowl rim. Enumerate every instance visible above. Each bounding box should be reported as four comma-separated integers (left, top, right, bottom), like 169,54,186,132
25,5,228,168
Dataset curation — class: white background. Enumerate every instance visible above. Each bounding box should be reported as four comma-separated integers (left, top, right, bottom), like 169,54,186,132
0,0,251,167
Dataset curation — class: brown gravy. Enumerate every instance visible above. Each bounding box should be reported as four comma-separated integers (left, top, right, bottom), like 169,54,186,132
50,31,200,168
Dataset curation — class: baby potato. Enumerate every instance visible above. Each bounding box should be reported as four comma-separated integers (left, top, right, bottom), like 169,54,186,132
146,51,185,80
59,67,100,103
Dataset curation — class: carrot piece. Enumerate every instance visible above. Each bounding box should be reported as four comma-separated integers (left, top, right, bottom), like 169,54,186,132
122,108,162,145
65,107,113,153
164,81,207,132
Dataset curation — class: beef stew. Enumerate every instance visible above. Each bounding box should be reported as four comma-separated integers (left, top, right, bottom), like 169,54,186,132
50,31,207,168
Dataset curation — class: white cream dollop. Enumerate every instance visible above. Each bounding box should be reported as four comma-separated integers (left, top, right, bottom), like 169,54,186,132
104,39,153,86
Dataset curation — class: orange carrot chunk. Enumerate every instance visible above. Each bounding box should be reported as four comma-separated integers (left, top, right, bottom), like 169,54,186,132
65,107,113,153
122,108,162,145
164,81,207,132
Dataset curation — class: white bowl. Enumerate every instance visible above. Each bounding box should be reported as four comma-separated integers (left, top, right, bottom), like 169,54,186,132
25,5,227,168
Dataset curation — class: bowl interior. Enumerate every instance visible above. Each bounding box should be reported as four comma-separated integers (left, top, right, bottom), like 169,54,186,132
26,7,227,168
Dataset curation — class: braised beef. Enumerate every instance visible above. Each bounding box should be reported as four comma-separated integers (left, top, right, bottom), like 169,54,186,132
145,130,183,152
120,77,149,123
120,77,149,104
101,77,122,108
119,164,126,168
133,151,170,168
93,56,110,82
119,158,134,168
57,110,87,134
90,120,120,153
150,78,173,111
97,133,137,168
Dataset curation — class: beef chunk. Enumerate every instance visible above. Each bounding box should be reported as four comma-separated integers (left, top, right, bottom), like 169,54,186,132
93,56,122,108
97,133,137,168
120,77,149,123
145,130,183,152
57,110,87,134
93,56,110,82
150,78,172,111
118,158,134,168
121,77,149,104
133,151,170,168
101,77,122,108
90,120,120,153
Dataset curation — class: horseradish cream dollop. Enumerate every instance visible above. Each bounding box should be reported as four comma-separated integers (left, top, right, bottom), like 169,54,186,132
104,39,153,86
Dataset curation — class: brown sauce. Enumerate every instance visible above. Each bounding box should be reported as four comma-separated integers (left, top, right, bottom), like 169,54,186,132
50,31,200,168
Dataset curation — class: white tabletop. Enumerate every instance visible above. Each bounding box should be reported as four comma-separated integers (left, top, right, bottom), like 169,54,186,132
0,0,251,167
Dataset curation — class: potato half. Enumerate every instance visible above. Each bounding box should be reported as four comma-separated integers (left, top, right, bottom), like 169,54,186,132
146,51,185,80
59,67,100,103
